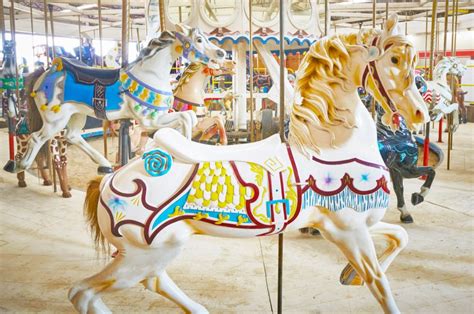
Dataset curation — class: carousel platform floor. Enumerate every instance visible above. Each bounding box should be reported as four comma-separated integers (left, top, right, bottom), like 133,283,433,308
0,124,473,313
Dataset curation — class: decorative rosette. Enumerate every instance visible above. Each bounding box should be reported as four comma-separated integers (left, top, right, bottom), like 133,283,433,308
142,149,172,177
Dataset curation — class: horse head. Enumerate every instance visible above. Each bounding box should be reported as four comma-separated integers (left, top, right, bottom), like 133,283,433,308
174,24,226,69
363,14,429,131
445,57,467,77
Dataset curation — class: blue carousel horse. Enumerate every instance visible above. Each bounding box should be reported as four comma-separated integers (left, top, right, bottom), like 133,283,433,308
360,89,443,223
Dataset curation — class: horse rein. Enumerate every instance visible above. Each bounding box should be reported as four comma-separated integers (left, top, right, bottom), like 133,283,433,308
174,32,210,64
362,36,401,127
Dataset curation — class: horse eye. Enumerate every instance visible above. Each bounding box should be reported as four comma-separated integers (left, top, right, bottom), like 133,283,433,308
196,37,203,43
391,56,399,64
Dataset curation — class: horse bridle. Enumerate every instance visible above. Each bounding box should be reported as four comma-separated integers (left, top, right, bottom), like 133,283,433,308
175,32,210,64
362,36,401,127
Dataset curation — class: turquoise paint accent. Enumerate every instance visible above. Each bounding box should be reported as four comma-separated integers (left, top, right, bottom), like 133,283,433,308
151,191,190,231
39,71,63,103
63,71,123,112
142,149,173,177
266,199,290,218
302,187,389,213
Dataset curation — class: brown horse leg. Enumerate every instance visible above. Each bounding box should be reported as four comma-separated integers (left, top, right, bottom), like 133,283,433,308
15,134,30,187
36,153,52,186
17,171,27,187
54,131,71,198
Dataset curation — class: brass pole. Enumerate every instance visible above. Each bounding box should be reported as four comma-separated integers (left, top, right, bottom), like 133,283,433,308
0,0,5,44
78,15,82,63
159,0,165,31
249,0,254,142
98,0,103,68
9,0,20,105
121,0,128,67
429,1,437,81
48,4,56,59
424,11,428,70
447,0,459,164
278,0,286,313
324,0,328,36
43,0,50,67
385,0,389,20
30,0,34,56
372,0,376,28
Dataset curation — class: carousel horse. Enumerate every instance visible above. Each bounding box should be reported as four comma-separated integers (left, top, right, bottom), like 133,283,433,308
361,91,442,223
7,24,225,175
0,40,20,119
70,15,429,314
422,57,467,129
173,60,235,145
15,68,71,198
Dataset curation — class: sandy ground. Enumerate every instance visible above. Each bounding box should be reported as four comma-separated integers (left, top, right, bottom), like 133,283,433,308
0,124,472,313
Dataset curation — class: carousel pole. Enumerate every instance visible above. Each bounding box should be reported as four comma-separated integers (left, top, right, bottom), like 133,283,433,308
424,0,438,169
98,0,103,68
424,11,428,70
30,0,34,59
159,0,165,31
249,0,254,142
277,0,285,313
48,4,56,59
447,0,459,169
370,0,376,118
324,0,328,36
43,0,50,67
438,0,450,143
78,16,82,63
0,0,5,45
118,0,131,167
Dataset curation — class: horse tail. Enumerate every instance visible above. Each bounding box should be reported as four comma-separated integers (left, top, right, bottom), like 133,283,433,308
84,175,108,253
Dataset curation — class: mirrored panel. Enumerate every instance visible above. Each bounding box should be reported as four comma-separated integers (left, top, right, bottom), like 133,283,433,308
202,0,237,26
251,0,279,24
289,0,312,29
167,0,193,24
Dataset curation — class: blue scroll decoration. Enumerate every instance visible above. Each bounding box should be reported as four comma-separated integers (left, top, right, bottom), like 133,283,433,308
142,149,172,177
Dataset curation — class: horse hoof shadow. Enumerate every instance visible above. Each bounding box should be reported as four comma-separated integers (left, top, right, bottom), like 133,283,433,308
340,263,364,286
411,193,424,206
400,214,414,224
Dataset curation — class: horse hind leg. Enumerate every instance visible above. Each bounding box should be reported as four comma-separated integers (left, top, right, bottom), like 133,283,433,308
340,222,408,288
408,166,435,206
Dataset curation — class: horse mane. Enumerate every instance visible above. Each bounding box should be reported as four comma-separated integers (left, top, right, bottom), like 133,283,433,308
288,28,413,156
174,62,203,93
127,30,175,68
25,68,46,132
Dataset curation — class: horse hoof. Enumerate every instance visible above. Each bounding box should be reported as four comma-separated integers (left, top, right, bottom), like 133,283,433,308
309,228,321,236
62,192,72,198
299,228,309,234
18,181,27,188
340,263,364,286
98,166,114,174
411,193,424,206
3,160,17,173
400,214,414,224
43,180,52,186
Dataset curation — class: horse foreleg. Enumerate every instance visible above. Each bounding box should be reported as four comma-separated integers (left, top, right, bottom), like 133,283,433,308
15,134,30,187
65,114,113,174
318,214,400,314
52,131,71,198
397,166,435,207
340,222,408,287
389,169,412,223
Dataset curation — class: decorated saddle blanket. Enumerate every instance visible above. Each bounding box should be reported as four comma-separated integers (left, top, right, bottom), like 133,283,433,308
100,146,391,244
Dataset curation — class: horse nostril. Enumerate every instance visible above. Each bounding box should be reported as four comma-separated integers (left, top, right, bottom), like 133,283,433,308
216,49,225,58
415,110,423,120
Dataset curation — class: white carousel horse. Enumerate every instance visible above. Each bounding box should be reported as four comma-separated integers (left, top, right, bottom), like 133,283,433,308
10,24,225,174
71,15,428,314
423,57,467,127
174,60,235,145
103,44,121,68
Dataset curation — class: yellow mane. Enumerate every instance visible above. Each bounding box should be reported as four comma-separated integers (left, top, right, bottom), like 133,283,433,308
289,28,387,156
174,62,204,93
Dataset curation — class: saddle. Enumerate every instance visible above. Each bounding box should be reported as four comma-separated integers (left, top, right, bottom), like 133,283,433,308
61,57,120,86
60,57,121,119
153,128,284,171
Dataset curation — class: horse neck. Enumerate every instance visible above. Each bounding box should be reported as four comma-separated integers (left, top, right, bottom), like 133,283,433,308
433,63,449,85
127,45,177,93
174,66,208,105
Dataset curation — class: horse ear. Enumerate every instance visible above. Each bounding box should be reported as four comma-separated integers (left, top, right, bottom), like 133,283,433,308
175,23,191,36
384,13,399,36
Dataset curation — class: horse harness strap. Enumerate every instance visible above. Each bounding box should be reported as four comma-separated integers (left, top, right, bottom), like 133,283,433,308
362,37,401,126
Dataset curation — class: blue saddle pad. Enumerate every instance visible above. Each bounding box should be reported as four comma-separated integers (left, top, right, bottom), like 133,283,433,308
63,70,123,113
